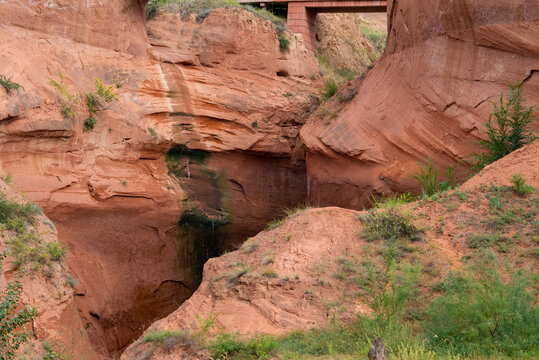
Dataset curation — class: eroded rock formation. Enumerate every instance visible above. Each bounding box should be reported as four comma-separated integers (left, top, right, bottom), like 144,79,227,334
122,140,539,359
0,1,318,357
301,0,539,209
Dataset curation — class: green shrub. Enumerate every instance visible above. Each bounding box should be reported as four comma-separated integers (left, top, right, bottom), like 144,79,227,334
278,34,289,51
321,79,337,100
360,207,422,242
49,71,78,120
83,117,97,132
85,93,99,115
425,251,538,356
475,82,536,169
0,252,38,359
510,174,534,196
0,75,22,94
0,198,41,226
45,241,67,261
148,127,158,137
411,158,439,196
94,78,117,104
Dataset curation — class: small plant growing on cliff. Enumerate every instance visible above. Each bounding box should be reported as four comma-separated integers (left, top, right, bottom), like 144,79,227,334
510,174,534,196
475,82,536,169
94,77,117,105
0,75,22,94
411,158,439,197
322,79,337,100
0,251,38,359
278,33,289,51
83,117,97,132
49,71,78,120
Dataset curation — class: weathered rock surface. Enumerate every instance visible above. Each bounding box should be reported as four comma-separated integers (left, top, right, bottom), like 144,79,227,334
0,180,98,359
0,1,319,357
122,140,539,359
301,0,539,209
147,8,319,245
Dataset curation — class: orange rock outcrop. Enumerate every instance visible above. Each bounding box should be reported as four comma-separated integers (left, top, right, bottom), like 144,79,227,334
0,1,318,357
301,0,539,209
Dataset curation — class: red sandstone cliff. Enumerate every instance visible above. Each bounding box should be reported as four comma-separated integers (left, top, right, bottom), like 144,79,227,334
0,1,318,357
301,0,539,209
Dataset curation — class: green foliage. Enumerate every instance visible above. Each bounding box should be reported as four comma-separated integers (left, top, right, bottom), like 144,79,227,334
251,121,258,129
466,233,510,250
49,71,77,120
143,329,185,344
359,22,387,54
511,174,534,196
211,333,276,359
94,77,117,104
357,258,421,322
370,193,416,209
321,79,337,100
360,207,422,242
425,251,538,356
85,92,99,115
45,241,67,261
278,34,289,51
0,74,22,94
0,252,38,359
145,0,239,20
475,82,536,169
83,117,97,132
1,196,65,273
412,158,439,197
0,198,41,227
148,127,157,137
1,173,12,185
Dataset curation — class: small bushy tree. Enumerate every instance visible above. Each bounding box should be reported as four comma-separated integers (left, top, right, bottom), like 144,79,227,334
0,251,38,359
425,251,538,356
476,82,536,168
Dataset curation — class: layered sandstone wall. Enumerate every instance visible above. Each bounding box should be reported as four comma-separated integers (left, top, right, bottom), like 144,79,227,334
301,0,539,209
0,1,319,356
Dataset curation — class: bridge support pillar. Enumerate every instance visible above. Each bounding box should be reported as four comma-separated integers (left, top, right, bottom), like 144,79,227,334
287,3,317,51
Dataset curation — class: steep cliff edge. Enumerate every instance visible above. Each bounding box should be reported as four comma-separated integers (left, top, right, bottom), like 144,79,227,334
301,0,539,209
0,1,319,357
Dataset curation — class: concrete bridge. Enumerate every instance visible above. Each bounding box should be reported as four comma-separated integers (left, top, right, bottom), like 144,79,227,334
239,1,387,50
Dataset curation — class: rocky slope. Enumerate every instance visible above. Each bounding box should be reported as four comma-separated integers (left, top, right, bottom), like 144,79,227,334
301,0,539,209
0,180,98,359
122,140,539,359
0,1,318,357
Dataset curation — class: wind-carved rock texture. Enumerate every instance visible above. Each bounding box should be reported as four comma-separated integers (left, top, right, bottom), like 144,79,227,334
0,1,318,357
301,0,539,209
147,8,319,244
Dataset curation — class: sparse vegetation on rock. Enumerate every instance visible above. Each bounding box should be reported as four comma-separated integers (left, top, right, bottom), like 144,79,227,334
475,82,536,169
0,252,38,360
0,74,22,94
